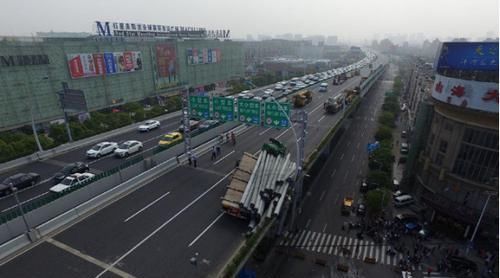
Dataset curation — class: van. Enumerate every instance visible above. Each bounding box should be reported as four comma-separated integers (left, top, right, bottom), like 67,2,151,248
393,195,414,207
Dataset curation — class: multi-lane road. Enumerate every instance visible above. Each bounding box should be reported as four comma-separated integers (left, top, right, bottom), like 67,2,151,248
0,67,370,277
252,63,398,278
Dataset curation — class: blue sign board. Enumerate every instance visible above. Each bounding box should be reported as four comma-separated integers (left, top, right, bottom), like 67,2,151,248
104,53,116,74
435,42,499,71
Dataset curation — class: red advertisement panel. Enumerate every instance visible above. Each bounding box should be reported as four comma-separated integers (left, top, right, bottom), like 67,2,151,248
156,44,177,82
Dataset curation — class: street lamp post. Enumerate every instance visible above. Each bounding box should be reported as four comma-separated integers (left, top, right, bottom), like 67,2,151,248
466,190,497,255
9,183,31,234
270,98,307,230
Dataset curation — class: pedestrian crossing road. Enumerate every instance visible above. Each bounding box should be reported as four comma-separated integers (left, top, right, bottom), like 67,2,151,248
278,229,423,270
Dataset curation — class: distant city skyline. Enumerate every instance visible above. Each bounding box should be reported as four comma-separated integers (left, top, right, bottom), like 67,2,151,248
0,0,497,43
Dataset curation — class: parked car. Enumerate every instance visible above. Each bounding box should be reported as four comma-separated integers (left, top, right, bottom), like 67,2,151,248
86,141,118,158
357,203,366,216
49,173,95,193
138,120,160,132
393,194,414,207
114,140,143,157
400,142,409,154
53,162,89,184
158,132,183,148
0,173,41,196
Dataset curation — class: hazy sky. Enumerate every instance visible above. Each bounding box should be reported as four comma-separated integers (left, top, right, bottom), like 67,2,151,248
1,0,498,42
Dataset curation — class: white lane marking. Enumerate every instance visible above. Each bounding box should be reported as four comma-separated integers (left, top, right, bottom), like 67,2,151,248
351,154,356,162
95,170,234,278
330,169,337,177
258,128,272,136
308,103,324,115
188,212,224,247
47,238,136,278
356,142,360,149
363,241,370,259
124,191,171,222
351,239,358,258
340,153,344,160
276,127,291,139
213,150,235,165
322,223,328,233
1,192,49,213
305,218,312,229
319,190,326,201
296,137,301,142
317,115,326,122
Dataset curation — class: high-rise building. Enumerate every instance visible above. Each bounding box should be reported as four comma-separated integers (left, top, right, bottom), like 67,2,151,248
405,42,499,243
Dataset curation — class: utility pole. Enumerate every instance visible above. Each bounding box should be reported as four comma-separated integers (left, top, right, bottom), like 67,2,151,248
181,86,192,155
290,109,308,230
59,82,74,142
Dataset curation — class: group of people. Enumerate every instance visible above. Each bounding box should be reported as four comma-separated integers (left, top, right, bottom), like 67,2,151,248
175,131,237,167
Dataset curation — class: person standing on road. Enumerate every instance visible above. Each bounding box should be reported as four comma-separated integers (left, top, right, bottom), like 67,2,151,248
231,132,236,146
187,151,192,166
211,146,217,161
193,153,198,168
216,144,221,156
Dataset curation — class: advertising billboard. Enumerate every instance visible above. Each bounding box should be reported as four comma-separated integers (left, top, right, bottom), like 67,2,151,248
156,44,177,83
187,48,221,65
431,74,498,113
435,42,499,71
67,51,142,79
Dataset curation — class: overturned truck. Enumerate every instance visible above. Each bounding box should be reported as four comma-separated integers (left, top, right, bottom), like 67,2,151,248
221,139,296,225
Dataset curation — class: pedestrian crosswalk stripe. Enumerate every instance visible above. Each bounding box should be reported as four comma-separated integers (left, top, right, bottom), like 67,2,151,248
316,233,326,253
293,230,305,247
322,234,331,253
299,230,310,248
306,232,316,251
351,239,358,258
381,245,386,264
278,229,409,268
328,235,336,255
312,233,322,252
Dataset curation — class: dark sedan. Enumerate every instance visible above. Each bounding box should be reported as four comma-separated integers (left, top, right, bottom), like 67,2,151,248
0,173,41,196
53,162,89,184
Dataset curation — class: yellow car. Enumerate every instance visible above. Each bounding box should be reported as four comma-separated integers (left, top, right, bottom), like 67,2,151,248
158,132,183,148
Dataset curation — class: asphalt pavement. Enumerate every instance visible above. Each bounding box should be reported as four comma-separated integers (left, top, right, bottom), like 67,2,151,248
252,63,400,278
0,73,366,277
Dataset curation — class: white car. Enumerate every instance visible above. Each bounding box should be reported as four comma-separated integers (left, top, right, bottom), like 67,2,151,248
114,140,143,157
86,142,118,158
138,120,160,132
49,172,95,193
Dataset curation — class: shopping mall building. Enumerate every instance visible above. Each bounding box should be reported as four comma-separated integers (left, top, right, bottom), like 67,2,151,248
407,42,498,243
0,21,244,131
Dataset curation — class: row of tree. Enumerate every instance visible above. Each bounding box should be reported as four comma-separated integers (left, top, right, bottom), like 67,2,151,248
364,75,403,215
0,96,181,163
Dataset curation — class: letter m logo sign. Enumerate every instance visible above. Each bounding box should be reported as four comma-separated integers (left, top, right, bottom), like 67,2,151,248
96,21,111,36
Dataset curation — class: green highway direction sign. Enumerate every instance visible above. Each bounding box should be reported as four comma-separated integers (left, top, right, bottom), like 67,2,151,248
264,101,291,128
189,96,210,119
212,97,235,121
237,99,261,125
